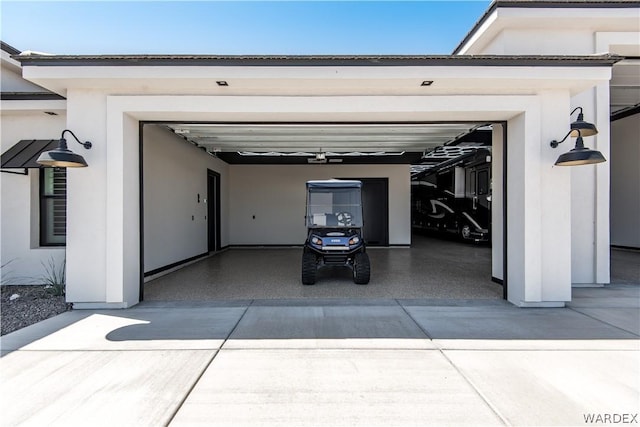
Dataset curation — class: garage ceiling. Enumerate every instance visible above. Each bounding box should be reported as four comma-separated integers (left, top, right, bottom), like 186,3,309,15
163,122,490,165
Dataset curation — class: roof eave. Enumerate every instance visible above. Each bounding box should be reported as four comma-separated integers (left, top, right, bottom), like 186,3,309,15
14,54,623,68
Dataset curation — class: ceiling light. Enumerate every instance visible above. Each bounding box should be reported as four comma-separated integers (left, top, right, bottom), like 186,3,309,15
238,151,314,157
237,151,405,157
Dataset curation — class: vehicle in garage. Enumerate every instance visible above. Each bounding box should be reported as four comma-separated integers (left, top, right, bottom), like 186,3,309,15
302,180,371,285
411,148,491,242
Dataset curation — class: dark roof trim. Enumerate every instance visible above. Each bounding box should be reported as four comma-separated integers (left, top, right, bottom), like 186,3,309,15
1,139,58,169
453,1,640,55
14,54,621,67
1,92,65,101
611,104,640,122
1,41,21,56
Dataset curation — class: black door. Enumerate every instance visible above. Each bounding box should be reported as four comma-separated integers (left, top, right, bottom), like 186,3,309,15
340,178,389,246
207,170,221,252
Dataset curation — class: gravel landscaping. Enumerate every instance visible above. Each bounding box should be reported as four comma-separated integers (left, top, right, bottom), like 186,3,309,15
1,285,71,336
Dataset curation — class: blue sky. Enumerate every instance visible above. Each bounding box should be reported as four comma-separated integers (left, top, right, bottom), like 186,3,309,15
1,1,491,55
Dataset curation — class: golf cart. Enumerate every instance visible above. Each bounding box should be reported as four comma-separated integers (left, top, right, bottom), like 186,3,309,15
302,180,370,285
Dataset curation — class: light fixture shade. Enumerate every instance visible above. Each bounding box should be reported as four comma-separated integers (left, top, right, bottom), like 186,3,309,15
37,146,88,167
554,146,606,166
570,119,598,137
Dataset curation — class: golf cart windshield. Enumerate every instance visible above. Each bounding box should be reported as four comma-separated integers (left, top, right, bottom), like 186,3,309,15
306,180,363,228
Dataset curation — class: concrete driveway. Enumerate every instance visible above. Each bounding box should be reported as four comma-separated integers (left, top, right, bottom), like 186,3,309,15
1,285,638,426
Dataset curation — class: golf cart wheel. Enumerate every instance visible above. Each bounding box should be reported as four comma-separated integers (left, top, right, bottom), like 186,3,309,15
301,252,317,285
353,252,370,285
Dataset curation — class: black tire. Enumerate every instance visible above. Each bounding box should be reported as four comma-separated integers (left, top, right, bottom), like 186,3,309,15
353,252,370,285
301,252,317,285
459,223,472,241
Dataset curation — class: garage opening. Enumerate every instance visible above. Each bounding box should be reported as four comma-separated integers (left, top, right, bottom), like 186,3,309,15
140,121,504,301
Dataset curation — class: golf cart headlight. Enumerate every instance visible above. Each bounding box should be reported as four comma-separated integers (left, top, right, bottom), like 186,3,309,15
311,236,322,245
349,236,360,245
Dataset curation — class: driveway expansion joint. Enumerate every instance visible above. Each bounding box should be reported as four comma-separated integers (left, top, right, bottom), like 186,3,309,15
164,302,252,426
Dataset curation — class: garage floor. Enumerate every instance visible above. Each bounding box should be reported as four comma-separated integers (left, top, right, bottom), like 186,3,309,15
144,233,503,301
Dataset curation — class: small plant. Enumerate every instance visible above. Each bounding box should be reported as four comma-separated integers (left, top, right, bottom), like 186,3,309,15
41,257,66,296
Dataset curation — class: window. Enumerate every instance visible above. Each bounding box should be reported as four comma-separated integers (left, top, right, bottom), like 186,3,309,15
437,170,453,193
468,171,477,197
478,170,489,196
40,168,66,246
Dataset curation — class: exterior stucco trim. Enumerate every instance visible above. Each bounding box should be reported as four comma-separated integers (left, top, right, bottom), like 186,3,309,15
452,0,640,55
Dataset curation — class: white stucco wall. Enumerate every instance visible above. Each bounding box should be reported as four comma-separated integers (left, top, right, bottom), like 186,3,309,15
610,113,640,248
1,112,67,283
229,164,410,246
143,124,229,273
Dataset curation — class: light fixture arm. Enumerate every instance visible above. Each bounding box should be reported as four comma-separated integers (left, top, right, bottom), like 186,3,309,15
570,106,583,117
61,129,92,150
550,129,582,148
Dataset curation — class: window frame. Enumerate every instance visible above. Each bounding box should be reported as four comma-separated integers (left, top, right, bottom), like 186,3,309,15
39,167,67,247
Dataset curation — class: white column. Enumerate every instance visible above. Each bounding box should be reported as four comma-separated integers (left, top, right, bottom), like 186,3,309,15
105,102,140,307
507,92,572,307
594,82,611,285
66,91,140,309
65,90,108,305
491,123,504,282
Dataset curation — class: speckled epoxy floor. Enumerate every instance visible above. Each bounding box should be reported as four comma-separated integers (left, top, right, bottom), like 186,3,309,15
610,247,640,285
144,233,504,300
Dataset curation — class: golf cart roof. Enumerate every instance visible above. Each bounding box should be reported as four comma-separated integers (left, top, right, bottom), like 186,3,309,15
306,179,362,189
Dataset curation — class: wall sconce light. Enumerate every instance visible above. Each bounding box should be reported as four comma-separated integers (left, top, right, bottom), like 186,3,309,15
550,107,605,166
36,129,92,168
568,106,598,137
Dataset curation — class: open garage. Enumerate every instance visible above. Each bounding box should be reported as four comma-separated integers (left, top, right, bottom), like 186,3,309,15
139,121,501,300
11,52,621,308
